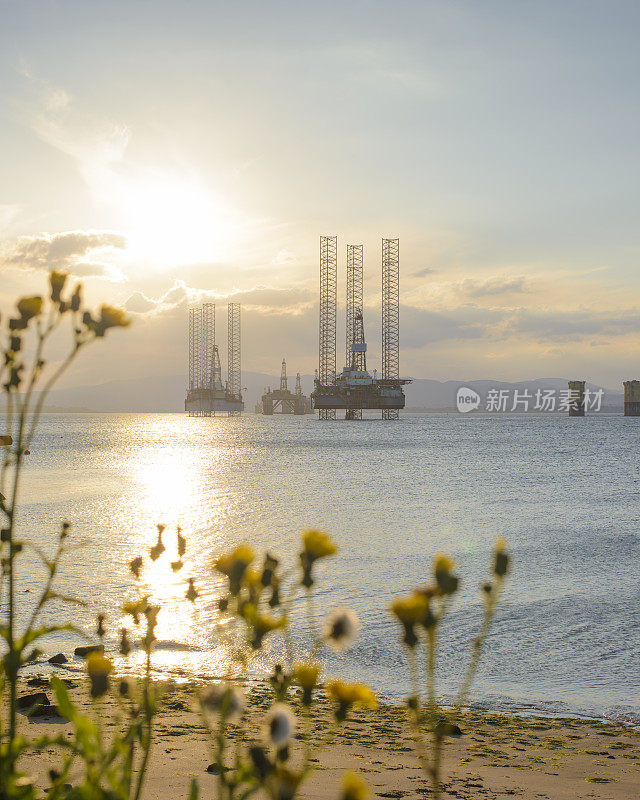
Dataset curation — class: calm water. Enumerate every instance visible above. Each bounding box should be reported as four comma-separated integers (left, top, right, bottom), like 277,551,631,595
10,412,640,723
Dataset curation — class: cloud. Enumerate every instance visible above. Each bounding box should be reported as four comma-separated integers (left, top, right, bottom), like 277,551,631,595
125,281,190,315
457,276,528,298
401,304,503,347
125,281,315,318
508,308,640,342
412,267,435,278
0,230,127,281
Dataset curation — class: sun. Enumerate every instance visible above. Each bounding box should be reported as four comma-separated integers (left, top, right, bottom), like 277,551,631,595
122,174,232,266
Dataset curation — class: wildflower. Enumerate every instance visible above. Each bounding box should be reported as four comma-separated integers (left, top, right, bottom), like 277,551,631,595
214,544,254,595
119,627,132,656
261,552,279,586
389,593,432,647
269,664,293,701
249,745,273,780
294,662,321,706
433,552,459,595
494,537,509,578
341,771,369,800
186,577,199,603
96,613,106,639
264,703,296,747
201,683,244,721
177,526,186,557
94,304,131,337
17,296,43,322
87,652,113,698
150,529,165,561
70,284,82,312
324,607,360,651
244,606,286,649
171,559,184,572
326,680,377,722
299,529,337,587
50,271,68,303
129,555,143,578
123,596,149,625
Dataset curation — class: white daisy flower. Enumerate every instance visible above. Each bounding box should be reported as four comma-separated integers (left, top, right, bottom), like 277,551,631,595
264,702,296,747
201,683,244,721
323,606,360,651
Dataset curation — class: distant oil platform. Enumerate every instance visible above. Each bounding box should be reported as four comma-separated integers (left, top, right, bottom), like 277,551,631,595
311,236,412,420
185,302,244,416
256,359,313,415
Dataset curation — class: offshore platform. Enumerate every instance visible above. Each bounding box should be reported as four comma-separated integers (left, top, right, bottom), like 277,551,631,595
185,302,244,416
259,359,313,415
311,237,411,420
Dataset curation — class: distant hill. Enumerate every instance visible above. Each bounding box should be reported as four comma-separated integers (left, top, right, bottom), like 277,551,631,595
404,378,623,413
1,374,623,414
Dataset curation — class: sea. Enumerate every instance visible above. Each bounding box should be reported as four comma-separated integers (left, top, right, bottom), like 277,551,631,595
9,412,640,725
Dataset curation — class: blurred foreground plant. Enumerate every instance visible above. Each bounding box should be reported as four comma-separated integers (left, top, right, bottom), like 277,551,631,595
389,541,510,800
0,272,130,798
195,530,375,800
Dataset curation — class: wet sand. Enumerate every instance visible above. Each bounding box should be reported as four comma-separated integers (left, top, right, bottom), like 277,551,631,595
15,676,640,799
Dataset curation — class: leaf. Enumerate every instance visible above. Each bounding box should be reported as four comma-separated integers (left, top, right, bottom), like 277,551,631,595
46,591,88,607
16,623,80,652
51,675,76,722
188,778,199,800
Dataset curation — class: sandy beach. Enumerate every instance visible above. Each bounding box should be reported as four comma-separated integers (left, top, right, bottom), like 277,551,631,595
15,675,640,799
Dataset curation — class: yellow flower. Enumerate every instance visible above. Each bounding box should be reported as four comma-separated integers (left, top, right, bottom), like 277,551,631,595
294,662,321,705
341,771,369,800
433,552,459,595
99,304,131,330
215,544,254,575
49,270,68,303
389,593,429,625
243,606,286,649
214,544,255,594
294,662,321,689
389,592,434,647
300,529,337,587
87,652,113,698
302,529,338,559
326,680,377,721
493,537,509,577
17,296,43,322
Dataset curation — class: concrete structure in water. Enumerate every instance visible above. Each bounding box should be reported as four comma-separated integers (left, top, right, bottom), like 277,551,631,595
260,359,312,415
623,380,640,416
568,380,585,416
311,236,411,420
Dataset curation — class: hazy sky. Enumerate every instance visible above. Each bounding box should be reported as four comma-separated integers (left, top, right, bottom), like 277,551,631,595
1,0,639,388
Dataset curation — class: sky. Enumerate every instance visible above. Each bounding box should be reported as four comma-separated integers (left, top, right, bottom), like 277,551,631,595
1,0,639,389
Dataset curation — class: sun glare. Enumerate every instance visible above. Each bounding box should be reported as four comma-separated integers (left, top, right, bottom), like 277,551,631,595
123,175,232,266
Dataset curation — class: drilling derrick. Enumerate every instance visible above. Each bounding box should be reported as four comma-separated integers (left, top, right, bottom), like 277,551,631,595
202,302,215,389
261,359,311,414
227,303,242,415
318,235,337,419
346,244,364,369
311,235,410,419
382,238,400,420
188,307,202,394
211,345,222,391
185,302,243,416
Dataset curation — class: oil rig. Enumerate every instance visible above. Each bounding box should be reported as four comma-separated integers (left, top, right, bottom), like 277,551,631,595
311,237,411,420
259,359,312,415
185,302,244,416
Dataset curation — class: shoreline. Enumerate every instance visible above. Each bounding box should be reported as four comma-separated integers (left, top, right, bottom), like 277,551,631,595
22,660,640,731
15,673,640,799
